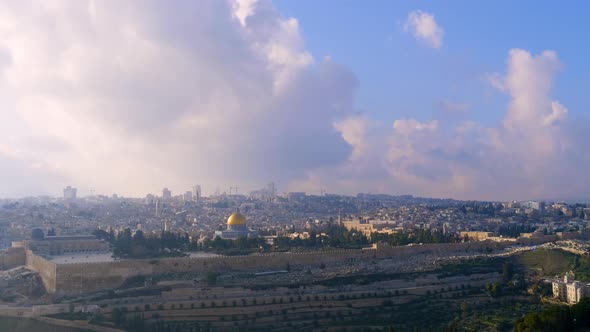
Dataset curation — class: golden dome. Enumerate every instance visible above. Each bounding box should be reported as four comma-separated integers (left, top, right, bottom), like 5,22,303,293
227,212,246,226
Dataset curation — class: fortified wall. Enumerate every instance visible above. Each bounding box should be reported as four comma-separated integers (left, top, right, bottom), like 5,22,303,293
22,240,515,297
22,236,109,255
25,250,57,293
53,249,374,296
373,240,512,259
0,247,26,270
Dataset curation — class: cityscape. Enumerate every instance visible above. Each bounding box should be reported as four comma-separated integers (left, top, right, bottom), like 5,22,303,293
1,1,590,332
1,185,590,331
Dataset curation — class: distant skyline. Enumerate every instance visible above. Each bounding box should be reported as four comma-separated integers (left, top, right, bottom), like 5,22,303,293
0,1,589,201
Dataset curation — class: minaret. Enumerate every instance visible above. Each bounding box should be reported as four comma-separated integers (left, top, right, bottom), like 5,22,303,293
338,208,342,225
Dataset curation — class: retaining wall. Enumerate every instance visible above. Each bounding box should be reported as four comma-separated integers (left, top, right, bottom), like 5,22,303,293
27,240,512,297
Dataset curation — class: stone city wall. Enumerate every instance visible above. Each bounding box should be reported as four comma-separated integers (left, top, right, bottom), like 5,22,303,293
24,238,110,256
52,249,375,296
0,247,26,270
374,240,512,259
29,240,512,297
25,250,57,294
55,260,153,297
152,249,373,275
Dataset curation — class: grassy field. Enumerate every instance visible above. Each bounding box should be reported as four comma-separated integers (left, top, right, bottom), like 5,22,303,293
516,248,590,282
517,249,577,276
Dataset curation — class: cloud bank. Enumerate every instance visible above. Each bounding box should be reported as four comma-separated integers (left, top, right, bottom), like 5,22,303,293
0,0,357,197
0,2,587,201
300,49,590,201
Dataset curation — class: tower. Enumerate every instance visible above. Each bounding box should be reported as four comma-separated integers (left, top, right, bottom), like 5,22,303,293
155,199,161,217
63,186,77,202
162,188,172,200
192,185,202,202
267,182,276,197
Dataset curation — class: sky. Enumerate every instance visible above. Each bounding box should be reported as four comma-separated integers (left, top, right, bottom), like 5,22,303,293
0,0,589,201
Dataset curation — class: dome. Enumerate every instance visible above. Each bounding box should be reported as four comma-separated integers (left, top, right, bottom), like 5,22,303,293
227,212,246,226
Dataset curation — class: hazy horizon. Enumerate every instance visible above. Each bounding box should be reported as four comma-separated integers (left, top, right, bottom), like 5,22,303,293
1,1,589,202
2,186,589,205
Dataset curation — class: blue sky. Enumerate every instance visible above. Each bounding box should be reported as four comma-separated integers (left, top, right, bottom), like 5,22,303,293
275,0,590,126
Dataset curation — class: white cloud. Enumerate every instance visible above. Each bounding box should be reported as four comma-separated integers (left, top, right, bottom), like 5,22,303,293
334,115,368,161
294,49,590,201
0,1,587,202
500,49,562,130
393,119,438,135
0,0,356,197
544,101,569,126
233,0,258,26
404,10,444,48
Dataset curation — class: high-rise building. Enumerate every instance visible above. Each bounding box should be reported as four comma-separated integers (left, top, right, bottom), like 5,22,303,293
155,199,161,217
183,191,193,203
192,185,202,201
162,188,172,200
267,182,277,197
63,186,77,201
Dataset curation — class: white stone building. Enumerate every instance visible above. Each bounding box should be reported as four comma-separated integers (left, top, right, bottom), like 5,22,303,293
552,272,588,304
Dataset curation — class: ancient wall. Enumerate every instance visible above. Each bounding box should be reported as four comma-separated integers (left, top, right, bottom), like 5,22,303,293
24,238,109,255
52,249,374,296
39,240,514,297
517,234,557,245
0,247,26,270
374,240,511,259
55,260,154,297
25,250,57,293
150,250,373,275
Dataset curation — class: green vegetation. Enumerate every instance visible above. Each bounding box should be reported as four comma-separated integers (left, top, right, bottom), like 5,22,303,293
31,228,45,240
496,223,536,238
98,224,470,259
515,297,590,331
273,225,370,250
93,228,193,259
371,228,461,246
202,236,268,255
272,225,460,252
205,271,218,286
517,249,590,281
90,253,554,331
111,307,145,331
437,257,506,278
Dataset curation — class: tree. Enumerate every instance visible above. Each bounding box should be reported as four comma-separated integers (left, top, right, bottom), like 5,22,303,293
205,272,218,286
133,230,145,242
111,307,127,326
31,228,44,241
502,262,514,282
